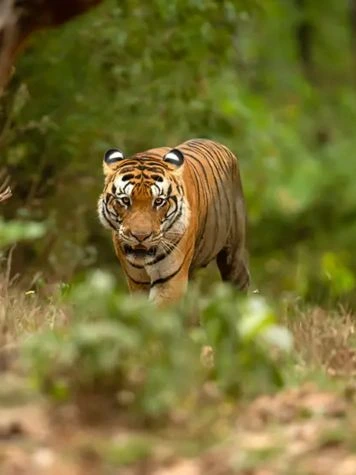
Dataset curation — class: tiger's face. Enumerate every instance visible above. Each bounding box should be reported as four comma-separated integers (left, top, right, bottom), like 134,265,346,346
98,147,188,263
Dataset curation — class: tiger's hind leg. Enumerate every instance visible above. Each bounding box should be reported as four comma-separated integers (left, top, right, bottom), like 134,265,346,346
216,246,250,291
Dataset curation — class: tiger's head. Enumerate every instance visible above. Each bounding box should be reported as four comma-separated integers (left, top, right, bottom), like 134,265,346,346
98,146,189,262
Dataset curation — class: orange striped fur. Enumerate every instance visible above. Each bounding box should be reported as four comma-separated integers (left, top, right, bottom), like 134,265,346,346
98,139,250,306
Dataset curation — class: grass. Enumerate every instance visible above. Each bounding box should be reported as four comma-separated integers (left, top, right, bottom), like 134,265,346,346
286,305,356,377
0,271,68,338
1,270,356,474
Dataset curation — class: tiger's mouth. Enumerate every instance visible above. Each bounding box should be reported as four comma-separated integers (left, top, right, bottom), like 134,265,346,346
123,245,157,258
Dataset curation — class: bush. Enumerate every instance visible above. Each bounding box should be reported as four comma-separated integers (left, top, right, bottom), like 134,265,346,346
0,218,45,249
23,272,292,423
201,284,293,396
2,0,356,301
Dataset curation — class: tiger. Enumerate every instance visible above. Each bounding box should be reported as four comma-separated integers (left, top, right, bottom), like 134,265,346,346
97,138,250,307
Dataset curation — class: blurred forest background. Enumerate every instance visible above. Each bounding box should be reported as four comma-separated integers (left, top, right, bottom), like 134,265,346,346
1,0,356,306
2,2,356,473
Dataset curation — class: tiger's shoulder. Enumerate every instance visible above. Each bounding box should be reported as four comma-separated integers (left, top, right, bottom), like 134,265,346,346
177,138,236,156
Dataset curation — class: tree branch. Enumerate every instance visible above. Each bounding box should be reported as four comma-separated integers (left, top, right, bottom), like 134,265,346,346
0,0,103,94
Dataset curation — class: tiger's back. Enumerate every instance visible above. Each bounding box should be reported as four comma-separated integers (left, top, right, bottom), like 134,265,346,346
178,139,247,273
98,138,249,306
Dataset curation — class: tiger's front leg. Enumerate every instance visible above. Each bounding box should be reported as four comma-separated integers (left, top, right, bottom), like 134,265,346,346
148,271,189,307
147,241,195,307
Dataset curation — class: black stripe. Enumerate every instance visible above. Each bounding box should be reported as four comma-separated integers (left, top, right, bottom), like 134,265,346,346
126,260,144,269
145,236,183,266
184,151,210,187
105,193,114,203
150,237,195,288
185,144,229,259
101,205,117,231
128,232,184,269
141,166,167,173
215,147,232,174
120,167,136,173
190,142,230,217
145,253,168,266
145,164,167,170
122,174,134,181
188,142,224,197
187,161,205,245
165,195,178,220
186,158,209,255
127,274,150,286
150,260,185,287
123,182,132,193
163,201,183,232
199,142,233,236
119,160,139,167
144,159,166,165
152,183,161,195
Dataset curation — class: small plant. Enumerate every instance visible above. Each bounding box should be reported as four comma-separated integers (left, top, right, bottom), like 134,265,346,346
23,272,292,423
23,271,203,421
201,283,293,396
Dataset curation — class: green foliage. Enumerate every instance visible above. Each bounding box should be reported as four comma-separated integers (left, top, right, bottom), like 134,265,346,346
1,1,356,297
23,273,291,421
201,285,292,395
24,281,201,419
0,218,45,249
100,437,153,467
321,252,356,297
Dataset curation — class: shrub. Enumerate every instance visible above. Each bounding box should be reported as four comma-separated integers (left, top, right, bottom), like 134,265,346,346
23,272,292,423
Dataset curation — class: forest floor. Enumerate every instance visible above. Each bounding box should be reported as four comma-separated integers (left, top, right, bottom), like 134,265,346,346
1,277,356,475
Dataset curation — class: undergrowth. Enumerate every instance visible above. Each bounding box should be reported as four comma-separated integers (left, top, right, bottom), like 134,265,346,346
21,271,291,423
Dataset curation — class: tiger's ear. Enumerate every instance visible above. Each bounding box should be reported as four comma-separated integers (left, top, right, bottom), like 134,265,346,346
103,148,125,175
163,149,184,168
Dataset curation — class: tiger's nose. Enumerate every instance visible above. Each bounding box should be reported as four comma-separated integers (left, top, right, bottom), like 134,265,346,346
130,231,152,242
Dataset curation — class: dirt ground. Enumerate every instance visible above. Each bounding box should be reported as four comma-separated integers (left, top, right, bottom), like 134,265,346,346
1,278,356,475
0,373,356,475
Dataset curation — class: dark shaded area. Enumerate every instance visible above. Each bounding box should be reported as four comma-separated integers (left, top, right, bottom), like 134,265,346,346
295,0,314,79
0,0,103,91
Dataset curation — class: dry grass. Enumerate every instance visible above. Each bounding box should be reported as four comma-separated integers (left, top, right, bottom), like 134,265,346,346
0,267,69,374
0,274,68,338
1,272,356,474
285,306,356,378
2,267,356,381
2,267,356,380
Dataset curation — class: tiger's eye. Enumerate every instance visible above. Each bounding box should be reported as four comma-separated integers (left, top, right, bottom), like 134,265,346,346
154,197,164,207
121,197,130,206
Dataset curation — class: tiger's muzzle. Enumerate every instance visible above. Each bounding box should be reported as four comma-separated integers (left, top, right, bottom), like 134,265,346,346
123,244,157,258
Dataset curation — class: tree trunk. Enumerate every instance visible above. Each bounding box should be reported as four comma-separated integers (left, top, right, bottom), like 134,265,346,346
0,0,103,93
295,0,314,80
350,0,356,81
